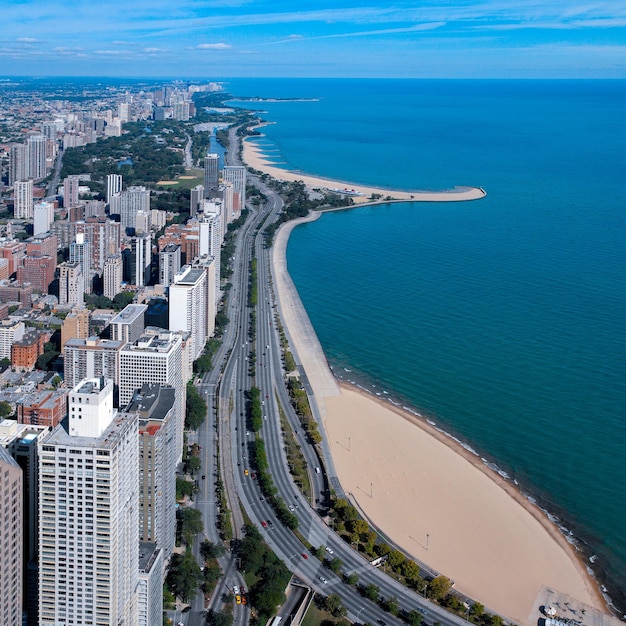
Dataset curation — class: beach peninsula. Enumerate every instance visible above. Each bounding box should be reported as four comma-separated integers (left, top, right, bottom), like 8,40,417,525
249,137,609,625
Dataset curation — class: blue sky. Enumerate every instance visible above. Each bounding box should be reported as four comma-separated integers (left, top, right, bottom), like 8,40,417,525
1,0,626,78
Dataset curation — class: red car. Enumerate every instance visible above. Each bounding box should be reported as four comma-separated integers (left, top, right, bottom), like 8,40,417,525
301,552,308,559
261,520,267,528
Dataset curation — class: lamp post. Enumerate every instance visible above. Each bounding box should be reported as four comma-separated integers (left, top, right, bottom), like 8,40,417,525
356,607,365,623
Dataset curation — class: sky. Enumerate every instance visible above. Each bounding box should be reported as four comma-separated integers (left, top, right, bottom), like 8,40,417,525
1,0,626,78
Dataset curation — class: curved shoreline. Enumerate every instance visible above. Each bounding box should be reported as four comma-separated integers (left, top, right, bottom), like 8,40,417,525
268,206,609,625
243,132,486,203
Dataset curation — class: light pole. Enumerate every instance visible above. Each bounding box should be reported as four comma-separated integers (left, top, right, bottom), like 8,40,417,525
426,533,429,550
356,607,365,623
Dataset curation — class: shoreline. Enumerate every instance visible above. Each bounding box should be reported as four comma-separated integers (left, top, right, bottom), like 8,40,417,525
268,201,610,625
243,130,486,203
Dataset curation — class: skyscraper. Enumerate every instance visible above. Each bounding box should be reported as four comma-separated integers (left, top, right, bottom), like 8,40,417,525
103,254,123,300
110,304,147,345
106,173,122,205
119,329,184,458
58,262,84,306
190,184,204,217
63,337,124,391
159,243,181,289
63,175,80,208
0,446,22,626
169,265,208,361
69,233,92,294
120,186,150,233
14,180,34,219
222,165,246,218
204,153,219,193
37,378,139,626
9,143,28,186
199,203,222,302
131,231,152,287
33,201,55,235
27,134,47,180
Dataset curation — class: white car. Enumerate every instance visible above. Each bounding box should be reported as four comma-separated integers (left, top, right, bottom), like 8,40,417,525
233,585,240,595
319,576,328,584
325,546,334,554
288,505,295,512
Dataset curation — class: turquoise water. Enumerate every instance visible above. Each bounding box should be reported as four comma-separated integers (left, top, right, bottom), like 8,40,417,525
228,79,626,610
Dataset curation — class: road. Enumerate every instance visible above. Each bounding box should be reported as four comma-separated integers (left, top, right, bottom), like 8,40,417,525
185,126,472,626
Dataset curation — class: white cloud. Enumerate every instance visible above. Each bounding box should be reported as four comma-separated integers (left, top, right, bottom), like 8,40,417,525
197,42,231,49
16,37,39,43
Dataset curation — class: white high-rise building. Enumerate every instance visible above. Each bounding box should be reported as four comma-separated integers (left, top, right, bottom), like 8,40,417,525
0,321,26,359
159,244,181,289
222,165,246,218
169,265,208,361
106,174,122,205
103,254,123,300
120,329,184,459
37,378,139,626
204,153,219,192
110,303,147,345
132,231,152,287
69,233,92,294
33,201,55,236
27,134,47,180
14,179,34,219
63,337,124,391
120,186,150,232
137,543,163,626
190,184,204,217
199,202,222,302
195,255,217,339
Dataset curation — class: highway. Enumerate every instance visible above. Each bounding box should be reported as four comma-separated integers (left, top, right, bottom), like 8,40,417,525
185,128,473,626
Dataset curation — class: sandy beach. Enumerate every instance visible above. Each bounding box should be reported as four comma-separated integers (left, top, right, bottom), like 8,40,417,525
269,202,608,625
243,133,486,203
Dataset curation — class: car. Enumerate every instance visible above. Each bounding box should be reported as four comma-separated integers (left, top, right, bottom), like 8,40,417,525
325,546,334,554
319,576,328,584
377,621,387,626
233,585,240,595
244,469,249,476
182,606,191,613
241,595,247,605
288,505,295,511
267,520,273,528
251,472,256,479
315,467,321,474
417,608,428,616
236,595,242,605
201,475,206,480
301,552,308,559
178,622,184,626
261,520,267,528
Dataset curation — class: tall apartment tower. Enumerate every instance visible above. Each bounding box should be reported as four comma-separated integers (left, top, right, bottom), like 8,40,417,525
37,378,139,626
27,134,47,180
203,153,219,193
169,265,208,361
106,173,122,205
131,383,177,560
131,231,152,287
222,165,246,218
159,243,181,289
63,175,80,208
103,253,123,299
14,179,34,220
69,233,92,294
195,255,217,339
63,337,124,391
190,184,204,217
120,186,150,233
58,262,84,306
119,329,184,458
9,143,28,185
110,303,148,345
33,201,55,236
199,203,222,302
0,447,22,626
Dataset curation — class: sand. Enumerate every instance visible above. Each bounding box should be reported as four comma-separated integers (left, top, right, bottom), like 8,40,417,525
243,133,486,203
267,195,608,625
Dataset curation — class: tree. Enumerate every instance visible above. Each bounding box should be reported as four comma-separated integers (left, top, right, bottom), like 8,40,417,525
345,572,359,586
328,557,342,574
363,583,380,602
385,596,399,615
0,400,13,419
185,382,206,430
325,593,347,618
427,575,453,601
180,507,203,546
166,550,203,601
387,549,406,569
186,456,201,474
406,610,424,626
200,540,225,560
205,610,233,626
470,602,485,619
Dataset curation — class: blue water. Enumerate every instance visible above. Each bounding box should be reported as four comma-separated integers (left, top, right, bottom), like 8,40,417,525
228,79,626,609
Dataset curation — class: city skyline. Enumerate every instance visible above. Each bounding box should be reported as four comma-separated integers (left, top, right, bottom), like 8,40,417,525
1,0,625,78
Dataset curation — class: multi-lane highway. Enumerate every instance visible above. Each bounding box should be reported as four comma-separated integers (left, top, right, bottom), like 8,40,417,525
185,128,473,626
